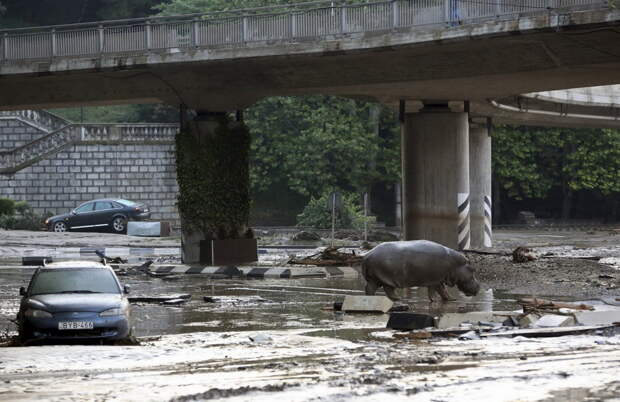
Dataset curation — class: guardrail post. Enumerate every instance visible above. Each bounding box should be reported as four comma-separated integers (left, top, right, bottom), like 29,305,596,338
242,16,249,42
145,20,152,50
98,25,104,53
193,18,200,46
341,5,347,33
51,29,57,57
290,13,297,38
392,0,400,28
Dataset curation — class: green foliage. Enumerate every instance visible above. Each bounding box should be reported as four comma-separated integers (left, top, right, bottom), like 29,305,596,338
296,190,374,230
0,200,49,230
246,96,400,198
175,115,252,239
0,198,15,217
50,104,178,124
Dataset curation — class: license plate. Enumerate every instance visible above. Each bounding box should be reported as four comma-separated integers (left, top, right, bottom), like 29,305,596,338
58,321,94,330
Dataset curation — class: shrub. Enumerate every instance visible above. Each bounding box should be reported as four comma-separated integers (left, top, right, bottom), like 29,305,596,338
0,200,48,231
296,190,375,230
0,198,15,217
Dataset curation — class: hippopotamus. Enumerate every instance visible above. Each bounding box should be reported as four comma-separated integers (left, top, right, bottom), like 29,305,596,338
361,240,480,301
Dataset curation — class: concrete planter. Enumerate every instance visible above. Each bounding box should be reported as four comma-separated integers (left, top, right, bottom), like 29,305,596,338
199,238,258,266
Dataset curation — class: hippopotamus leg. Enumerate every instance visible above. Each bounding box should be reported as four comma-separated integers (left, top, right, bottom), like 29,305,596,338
436,283,456,302
365,280,379,296
383,285,400,301
427,284,456,302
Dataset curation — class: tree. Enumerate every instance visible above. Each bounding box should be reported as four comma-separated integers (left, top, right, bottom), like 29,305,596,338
246,96,399,198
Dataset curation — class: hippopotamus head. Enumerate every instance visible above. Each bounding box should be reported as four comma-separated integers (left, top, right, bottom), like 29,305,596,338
446,263,480,296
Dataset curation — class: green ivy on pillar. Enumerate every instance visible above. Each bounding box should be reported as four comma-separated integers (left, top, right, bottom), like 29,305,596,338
175,114,252,240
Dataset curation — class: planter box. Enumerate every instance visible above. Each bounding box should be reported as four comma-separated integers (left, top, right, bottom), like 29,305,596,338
200,238,258,266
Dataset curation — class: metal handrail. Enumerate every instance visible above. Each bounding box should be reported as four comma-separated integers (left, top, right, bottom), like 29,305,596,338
0,0,609,63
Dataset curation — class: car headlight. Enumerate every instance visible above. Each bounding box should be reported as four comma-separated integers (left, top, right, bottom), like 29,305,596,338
44,219,49,225
100,308,123,317
25,309,53,318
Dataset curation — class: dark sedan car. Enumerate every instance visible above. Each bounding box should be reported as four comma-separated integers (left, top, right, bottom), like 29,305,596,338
45,199,150,233
17,261,131,343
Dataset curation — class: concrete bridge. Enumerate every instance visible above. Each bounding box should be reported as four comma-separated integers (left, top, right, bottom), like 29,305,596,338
1,0,620,255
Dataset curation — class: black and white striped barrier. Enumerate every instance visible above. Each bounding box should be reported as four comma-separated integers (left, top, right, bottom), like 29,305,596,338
483,195,492,247
457,192,471,250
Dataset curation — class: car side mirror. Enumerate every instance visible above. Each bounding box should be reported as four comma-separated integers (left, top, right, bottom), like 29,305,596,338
71,210,77,215
123,285,131,294
19,287,26,296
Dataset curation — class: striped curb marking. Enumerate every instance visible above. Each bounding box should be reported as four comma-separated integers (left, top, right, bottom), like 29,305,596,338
149,265,359,278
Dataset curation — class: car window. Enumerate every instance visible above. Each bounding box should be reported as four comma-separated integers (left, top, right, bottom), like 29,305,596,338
75,203,94,213
30,268,121,295
111,202,124,209
95,202,114,211
116,199,137,206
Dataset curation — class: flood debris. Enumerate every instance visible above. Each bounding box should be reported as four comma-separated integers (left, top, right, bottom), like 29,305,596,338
203,295,269,304
533,314,575,328
387,313,436,330
113,260,153,276
519,297,594,313
95,250,127,264
249,333,272,343
393,331,432,340
288,247,362,266
292,231,321,241
512,246,536,263
161,298,189,306
129,293,191,304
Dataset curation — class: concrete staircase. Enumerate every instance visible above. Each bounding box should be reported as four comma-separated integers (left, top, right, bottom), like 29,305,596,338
0,111,178,174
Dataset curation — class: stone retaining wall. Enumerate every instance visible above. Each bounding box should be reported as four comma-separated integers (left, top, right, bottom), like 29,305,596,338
0,116,180,226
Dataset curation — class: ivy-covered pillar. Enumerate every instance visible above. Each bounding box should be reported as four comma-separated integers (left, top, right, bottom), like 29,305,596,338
176,111,255,265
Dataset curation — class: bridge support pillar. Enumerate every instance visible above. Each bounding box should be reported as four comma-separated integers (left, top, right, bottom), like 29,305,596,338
469,123,492,249
401,106,470,250
177,111,254,265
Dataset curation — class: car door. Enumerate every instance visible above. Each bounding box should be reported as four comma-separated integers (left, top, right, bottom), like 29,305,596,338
94,201,116,225
69,202,96,228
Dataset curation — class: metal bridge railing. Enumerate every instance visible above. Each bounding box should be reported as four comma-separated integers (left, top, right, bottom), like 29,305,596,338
0,0,609,63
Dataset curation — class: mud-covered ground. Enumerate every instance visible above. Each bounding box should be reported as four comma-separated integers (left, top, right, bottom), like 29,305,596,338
0,228,619,401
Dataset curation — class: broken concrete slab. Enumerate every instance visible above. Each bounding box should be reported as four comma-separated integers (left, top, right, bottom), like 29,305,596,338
519,313,542,328
574,310,620,326
342,295,393,313
161,298,188,306
436,311,518,329
481,325,619,338
127,221,166,237
387,313,436,330
534,315,575,328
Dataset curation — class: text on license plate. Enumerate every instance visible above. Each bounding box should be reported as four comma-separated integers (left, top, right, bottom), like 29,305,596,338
58,321,94,330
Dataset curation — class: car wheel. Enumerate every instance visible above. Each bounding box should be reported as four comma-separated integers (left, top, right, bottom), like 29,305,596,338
111,216,127,233
53,221,68,232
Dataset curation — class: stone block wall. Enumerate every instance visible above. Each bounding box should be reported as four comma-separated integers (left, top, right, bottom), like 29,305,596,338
0,116,180,226
0,118,48,151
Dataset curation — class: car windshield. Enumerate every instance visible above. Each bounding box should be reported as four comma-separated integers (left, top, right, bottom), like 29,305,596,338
30,268,121,295
116,199,136,206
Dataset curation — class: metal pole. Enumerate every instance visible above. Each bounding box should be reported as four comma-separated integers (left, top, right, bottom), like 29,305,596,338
364,192,368,241
331,192,336,247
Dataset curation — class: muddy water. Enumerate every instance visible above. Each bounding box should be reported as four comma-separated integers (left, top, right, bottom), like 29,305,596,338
0,269,520,337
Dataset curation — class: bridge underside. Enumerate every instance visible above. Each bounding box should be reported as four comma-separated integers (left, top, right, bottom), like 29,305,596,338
1,9,619,117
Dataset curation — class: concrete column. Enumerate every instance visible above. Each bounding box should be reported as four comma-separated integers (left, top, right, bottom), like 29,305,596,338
401,108,470,250
469,124,492,248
